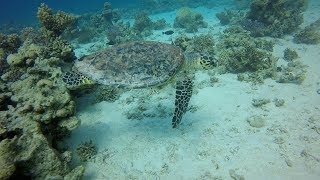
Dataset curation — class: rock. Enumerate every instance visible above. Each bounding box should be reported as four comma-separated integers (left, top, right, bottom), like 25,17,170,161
229,169,245,180
247,115,266,128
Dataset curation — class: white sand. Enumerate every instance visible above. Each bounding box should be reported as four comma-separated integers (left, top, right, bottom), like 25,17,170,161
66,1,320,179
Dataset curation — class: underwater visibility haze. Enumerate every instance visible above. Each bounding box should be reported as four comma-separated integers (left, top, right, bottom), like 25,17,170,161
0,0,320,179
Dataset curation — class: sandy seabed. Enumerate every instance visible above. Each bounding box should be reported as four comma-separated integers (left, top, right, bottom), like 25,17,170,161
66,1,320,179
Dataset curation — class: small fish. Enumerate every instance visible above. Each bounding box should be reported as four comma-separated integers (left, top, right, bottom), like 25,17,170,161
162,30,174,35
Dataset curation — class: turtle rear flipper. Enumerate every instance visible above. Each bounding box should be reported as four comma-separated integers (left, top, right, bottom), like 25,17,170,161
172,77,193,128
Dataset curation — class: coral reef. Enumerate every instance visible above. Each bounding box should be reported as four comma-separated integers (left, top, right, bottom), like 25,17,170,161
0,33,21,55
189,34,215,55
102,2,121,24
6,41,41,66
37,3,77,36
153,18,168,30
277,60,307,84
216,10,245,26
133,11,154,35
76,140,98,162
217,26,276,74
106,21,142,45
234,0,252,9
87,2,121,32
174,33,215,55
173,34,192,51
246,0,307,37
294,19,320,44
173,7,207,32
283,48,299,61
0,4,85,179
0,111,84,179
239,19,266,37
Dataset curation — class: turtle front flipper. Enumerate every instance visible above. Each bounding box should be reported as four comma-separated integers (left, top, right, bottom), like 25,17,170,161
172,77,193,128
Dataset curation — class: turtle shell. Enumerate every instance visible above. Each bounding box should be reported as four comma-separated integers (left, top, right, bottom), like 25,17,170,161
74,41,185,88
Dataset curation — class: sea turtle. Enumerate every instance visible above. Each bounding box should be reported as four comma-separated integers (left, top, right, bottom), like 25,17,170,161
63,41,216,128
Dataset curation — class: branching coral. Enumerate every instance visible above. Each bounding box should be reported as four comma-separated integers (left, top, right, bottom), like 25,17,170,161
173,7,207,32
37,3,77,36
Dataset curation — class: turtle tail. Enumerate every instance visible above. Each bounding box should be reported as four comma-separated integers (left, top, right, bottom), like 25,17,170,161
172,77,193,128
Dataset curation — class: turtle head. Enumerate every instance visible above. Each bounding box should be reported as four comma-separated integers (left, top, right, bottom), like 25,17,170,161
62,72,95,90
197,53,217,70
184,52,217,70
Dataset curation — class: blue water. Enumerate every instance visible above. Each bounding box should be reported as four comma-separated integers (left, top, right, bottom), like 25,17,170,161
0,0,135,25
1,0,320,179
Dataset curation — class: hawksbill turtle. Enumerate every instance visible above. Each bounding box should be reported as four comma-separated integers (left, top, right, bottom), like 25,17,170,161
63,41,216,128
